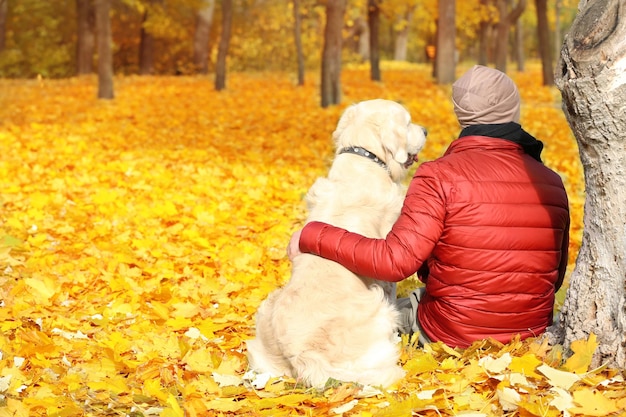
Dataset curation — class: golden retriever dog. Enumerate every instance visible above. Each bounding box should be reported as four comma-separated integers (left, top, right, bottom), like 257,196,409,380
246,99,427,388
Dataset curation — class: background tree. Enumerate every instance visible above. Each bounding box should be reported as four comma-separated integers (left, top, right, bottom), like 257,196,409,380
343,15,365,58
293,0,305,85
76,0,95,75
554,0,562,65
552,0,626,369
381,0,419,61
95,0,113,98
477,0,493,65
535,0,553,85
0,0,8,53
436,0,455,83
0,0,582,80
494,0,526,72
514,18,524,70
139,0,164,75
193,0,215,74
320,0,346,107
368,0,381,81
215,0,233,90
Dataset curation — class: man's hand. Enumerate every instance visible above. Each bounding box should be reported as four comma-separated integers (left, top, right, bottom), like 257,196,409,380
287,229,303,261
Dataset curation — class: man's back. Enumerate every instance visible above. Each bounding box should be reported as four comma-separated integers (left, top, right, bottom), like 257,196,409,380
416,135,570,347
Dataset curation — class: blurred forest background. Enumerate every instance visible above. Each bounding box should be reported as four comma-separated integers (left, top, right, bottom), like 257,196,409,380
0,0,578,80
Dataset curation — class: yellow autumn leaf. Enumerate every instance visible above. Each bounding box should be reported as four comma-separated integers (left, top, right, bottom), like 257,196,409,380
204,397,246,413
142,378,169,403
0,398,29,417
92,189,119,205
479,352,511,374
183,347,214,373
537,364,582,390
24,277,58,301
216,354,243,375
569,387,620,416
172,302,201,318
509,353,543,379
518,399,561,417
256,393,313,409
403,351,439,375
87,375,130,395
549,387,575,413
161,394,185,417
563,333,598,373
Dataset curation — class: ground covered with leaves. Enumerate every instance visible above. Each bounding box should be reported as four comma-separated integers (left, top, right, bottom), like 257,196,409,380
0,64,623,416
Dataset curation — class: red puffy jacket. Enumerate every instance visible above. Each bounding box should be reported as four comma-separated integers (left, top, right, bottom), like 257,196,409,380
299,135,570,348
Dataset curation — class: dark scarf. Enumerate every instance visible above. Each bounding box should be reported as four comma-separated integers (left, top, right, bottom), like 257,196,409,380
459,122,544,162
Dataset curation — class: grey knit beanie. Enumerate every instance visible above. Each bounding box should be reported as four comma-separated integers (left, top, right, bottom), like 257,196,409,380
452,65,521,128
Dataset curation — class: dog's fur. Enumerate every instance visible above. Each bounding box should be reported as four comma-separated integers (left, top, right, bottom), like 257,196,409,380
246,99,426,388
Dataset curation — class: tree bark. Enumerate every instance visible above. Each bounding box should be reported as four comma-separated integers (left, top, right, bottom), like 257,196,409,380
394,11,413,62
343,16,367,58
535,0,554,85
0,0,6,53
515,18,524,71
215,0,233,91
293,0,305,85
95,0,114,99
320,0,345,107
367,0,380,82
356,18,369,59
139,9,154,75
76,0,96,75
551,0,626,369
193,0,215,74
554,0,562,72
478,0,492,66
494,0,526,73
436,0,455,84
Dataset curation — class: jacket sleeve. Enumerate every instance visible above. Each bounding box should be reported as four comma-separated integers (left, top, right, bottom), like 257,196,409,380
299,163,446,282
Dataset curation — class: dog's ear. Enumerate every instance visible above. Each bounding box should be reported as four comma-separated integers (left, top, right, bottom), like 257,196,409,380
379,113,410,165
408,123,427,153
332,104,359,149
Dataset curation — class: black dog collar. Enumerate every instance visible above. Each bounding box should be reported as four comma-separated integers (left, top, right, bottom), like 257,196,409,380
338,146,388,172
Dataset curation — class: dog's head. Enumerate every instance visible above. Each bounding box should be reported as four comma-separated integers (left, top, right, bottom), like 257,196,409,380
332,99,427,181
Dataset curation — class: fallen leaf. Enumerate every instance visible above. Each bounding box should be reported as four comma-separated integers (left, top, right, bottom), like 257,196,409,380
537,364,582,390
569,387,619,416
563,333,598,374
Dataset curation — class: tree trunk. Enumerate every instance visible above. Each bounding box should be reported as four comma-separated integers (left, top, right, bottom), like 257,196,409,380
436,0,455,84
0,0,6,53
193,0,215,74
95,0,114,99
494,0,526,73
393,11,413,61
478,23,490,66
76,0,95,75
139,0,163,75
139,9,154,75
293,0,305,85
343,16,367,58
515,18,524,71
215,0,233,91
357,18,369,59
535,0,554,85
367,0,380,82
554,0,562,72
320,0,345,107
477,0,491,66
551,0,626,370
